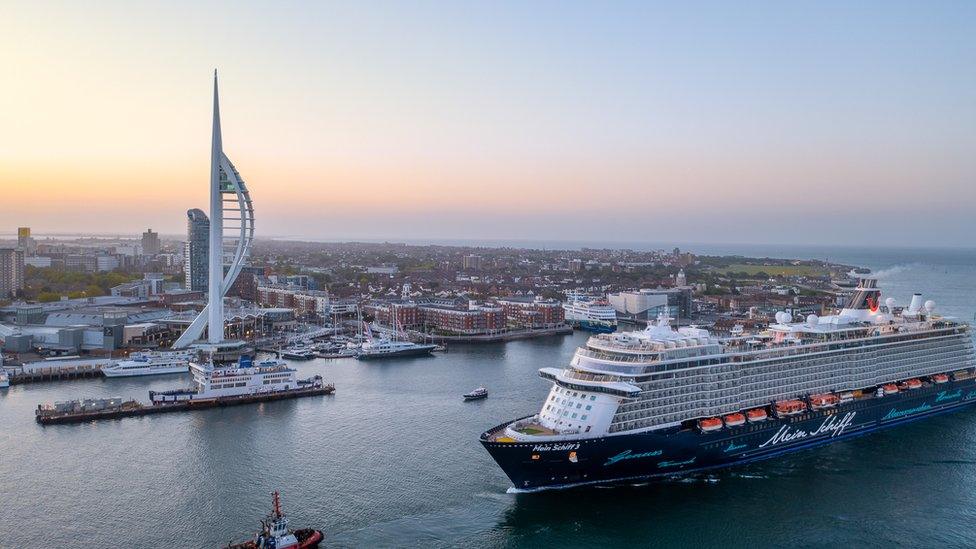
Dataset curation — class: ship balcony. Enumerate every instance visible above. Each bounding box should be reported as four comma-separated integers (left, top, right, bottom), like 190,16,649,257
539,367,641,398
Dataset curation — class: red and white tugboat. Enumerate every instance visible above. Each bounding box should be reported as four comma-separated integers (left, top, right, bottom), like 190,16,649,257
226,491,323,549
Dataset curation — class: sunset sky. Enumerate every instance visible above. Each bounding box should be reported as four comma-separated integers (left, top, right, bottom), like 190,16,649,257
2,2,974,246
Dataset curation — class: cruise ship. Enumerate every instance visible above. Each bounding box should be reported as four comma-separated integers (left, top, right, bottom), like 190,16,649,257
563,295,618,333
101,350,196,377
481,279,976,491
149,356,305,403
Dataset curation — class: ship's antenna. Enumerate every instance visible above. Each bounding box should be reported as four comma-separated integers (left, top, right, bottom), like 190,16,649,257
272,490,282,519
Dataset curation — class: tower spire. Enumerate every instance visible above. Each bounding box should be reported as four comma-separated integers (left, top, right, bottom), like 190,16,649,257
208,70,225,343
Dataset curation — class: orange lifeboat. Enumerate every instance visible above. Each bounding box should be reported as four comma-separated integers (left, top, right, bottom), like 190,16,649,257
933,374,950,384
906,378,922,390
698,417,723,432
723,413,746,427
746,408,768,422
883,383,899,395
775,399,806,416
810,393,840,410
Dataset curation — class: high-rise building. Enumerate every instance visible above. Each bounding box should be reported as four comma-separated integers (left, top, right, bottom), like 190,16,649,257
185,209,209,292
463,254,482,270
0,248,25,298
17,227,36,256
142,228,161,255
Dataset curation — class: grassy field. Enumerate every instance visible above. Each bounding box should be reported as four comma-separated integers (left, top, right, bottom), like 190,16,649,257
720,263,827,277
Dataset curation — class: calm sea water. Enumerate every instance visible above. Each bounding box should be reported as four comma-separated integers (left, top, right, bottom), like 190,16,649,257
2,246,975,548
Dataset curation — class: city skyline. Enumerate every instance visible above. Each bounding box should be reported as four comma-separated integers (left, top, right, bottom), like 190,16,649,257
2,2,975,247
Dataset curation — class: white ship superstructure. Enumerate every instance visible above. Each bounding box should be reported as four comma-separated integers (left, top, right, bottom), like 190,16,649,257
562,296,618,332
102,350,196,378
505,279,976,441
150,356,300,403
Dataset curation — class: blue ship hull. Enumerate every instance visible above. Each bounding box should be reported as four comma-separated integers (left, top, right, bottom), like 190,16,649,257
570,319,616,333
481,376,976,491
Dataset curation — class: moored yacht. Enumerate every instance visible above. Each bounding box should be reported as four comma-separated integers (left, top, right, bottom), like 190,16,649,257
281,345,316,361
101,350,196,378
481,279,976,491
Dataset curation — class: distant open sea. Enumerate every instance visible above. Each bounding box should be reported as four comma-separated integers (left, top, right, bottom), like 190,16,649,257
2,244,976,548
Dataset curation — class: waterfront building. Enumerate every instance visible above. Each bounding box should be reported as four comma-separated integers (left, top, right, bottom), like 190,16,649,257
142,228,161,256
24,256,52,268
0,248,26,298
609,287,693,321
496,296,565,328
184,208,210,292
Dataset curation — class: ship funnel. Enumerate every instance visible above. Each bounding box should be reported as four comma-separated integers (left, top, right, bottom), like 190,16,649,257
907,293,924,314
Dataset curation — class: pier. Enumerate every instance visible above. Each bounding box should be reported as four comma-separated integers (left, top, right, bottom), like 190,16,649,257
9,368,103,385
35,384,336,425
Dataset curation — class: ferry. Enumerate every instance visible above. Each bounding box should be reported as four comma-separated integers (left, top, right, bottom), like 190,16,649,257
149,356,305,404
101,350,196,377
481,279,976,491
225,491,323,549
563,295,617,333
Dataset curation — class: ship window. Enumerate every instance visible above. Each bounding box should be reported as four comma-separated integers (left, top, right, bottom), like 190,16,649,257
590,396,596,401
586,405,592,410
581,415,588,420
572,413,578,419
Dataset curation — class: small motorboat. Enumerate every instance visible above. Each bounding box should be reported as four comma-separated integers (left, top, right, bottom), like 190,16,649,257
225,491,323,549
463,387,488,401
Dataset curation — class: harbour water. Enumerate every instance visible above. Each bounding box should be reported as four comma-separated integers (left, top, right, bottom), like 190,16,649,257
2,246,975,547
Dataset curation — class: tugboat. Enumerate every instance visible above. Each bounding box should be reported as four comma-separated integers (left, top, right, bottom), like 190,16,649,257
225,491,323,549
463,387,489,401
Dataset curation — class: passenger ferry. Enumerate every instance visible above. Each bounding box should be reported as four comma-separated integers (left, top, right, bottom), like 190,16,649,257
481,279,976,491
149,356,303,404
563,295,618,333
101,350,196,377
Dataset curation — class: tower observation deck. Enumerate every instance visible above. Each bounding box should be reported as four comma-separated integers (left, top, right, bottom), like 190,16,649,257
172,72,255,350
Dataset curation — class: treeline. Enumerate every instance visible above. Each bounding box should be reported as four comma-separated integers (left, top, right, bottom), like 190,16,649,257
24,266,142,302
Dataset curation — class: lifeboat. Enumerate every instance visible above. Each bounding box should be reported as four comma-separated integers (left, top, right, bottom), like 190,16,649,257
698,417,723,432
933,374,950,384
775,399,806,416
883,384,899,395
905,378,922,390
746,408,768,422
953,370,973,381
810,393,840,410
723,413,746,427
839,392,855,403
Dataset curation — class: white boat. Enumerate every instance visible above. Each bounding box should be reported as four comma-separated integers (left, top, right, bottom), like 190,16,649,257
562,294,617,333
149,356,315,404
0,352,8,388
355,321,435,360
101,350,196,378
280,345,316,361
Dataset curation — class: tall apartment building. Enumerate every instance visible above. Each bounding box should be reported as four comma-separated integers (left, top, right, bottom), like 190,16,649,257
184,209,209,291
17,227,36,255
141,228,161,255
0,247,25,298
